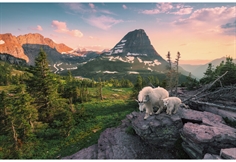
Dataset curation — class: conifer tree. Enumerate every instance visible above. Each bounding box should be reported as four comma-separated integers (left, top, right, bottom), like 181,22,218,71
26,48,60,123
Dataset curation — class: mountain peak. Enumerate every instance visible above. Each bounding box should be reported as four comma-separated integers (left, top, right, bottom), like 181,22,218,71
108,29,160,59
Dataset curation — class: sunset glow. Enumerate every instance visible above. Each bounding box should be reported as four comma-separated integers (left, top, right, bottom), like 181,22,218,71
0,2,235,64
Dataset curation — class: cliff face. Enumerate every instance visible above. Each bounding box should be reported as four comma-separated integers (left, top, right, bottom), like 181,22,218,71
0,33,29,62
0,33,73,63
17,33,73,53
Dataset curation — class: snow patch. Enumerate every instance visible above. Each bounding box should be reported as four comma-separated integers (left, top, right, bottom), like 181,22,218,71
127,52,147,56
126,56,134,63
128,71,139,74
144,59,161,66
67,67,77,70
147,67,153,71
103,71,118,74
0,40,5,45
121,40,126,43
137,57,143,63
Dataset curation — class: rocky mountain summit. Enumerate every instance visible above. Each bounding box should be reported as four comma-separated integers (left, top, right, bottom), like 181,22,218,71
17,33,73,53
109,29,165,60
63,96,236,159
0,33,29,62
105,29,168,68
0,33,73,65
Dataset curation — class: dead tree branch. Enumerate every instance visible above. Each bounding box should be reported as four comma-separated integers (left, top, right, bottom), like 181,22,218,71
189,100,236,112
182,71,228,103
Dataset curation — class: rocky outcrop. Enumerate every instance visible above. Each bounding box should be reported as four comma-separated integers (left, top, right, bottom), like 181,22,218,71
0,53,27,65
0,33,73,64
127,111,183,148
17,33,72,53
62,107,236,159
63,126,177,159
220,148,236,159
189,100,236,122
0,33,29,62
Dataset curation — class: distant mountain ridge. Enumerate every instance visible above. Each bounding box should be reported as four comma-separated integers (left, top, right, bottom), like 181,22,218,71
181,57,236,79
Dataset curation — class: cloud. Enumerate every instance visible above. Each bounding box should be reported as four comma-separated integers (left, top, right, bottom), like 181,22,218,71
89,3,95,9
141,2,192,15
188,6,235,22
123,5,127,10
171,7,193,15
51,20,83,37
85,15,123,30
100,9,115,15
29,25,43,31
65,3,85,13
0,40,5,45
65,3,114,15
156,2,173,13
141,9,160,15
221,20,236,28
173,6,236,36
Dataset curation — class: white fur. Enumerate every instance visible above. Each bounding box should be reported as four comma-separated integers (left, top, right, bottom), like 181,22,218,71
162,97,182,115
136,86,169,119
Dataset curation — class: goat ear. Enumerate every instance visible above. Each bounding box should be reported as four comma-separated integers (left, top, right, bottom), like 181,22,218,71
135,99,139,103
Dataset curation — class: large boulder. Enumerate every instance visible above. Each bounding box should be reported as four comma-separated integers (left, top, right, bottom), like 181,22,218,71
62,144,98,159
180,122,236,159
220,148,236,159
63,126,176,159
127,111,183,148
62,107,236,159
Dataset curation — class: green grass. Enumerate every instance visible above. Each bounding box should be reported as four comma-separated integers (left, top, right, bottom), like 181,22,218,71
0,85,18,92
56,99,137,158
0,86,137,159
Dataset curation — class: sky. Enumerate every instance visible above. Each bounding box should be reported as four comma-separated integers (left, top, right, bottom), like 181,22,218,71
0,1,235,64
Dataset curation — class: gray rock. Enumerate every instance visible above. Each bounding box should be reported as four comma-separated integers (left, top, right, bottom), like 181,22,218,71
203,153,221,159
220,148,236,159
178,108,225,125
62,144,98,159
128,111,183,148
189,100,236,122
180,122,236,159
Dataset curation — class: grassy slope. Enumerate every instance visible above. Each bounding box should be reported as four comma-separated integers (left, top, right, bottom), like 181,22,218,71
0,85,137,159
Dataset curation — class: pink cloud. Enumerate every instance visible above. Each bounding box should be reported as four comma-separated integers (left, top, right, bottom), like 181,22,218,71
85,15,123,30
157,2,173,13
174,6,235,25
65,3,85,13
141,9,160,15
100,9,115,15
36,25,43,31
123,5,127,10
51,20,83,37
89,3,95,9
29,25,43,31
171,7,193,15
141,2,174,15
173,6,236,36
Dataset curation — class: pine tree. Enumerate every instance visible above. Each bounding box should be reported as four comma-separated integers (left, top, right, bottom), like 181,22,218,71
26,48,60,123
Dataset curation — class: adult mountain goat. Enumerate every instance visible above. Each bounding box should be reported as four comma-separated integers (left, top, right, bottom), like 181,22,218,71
136,86,169,119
